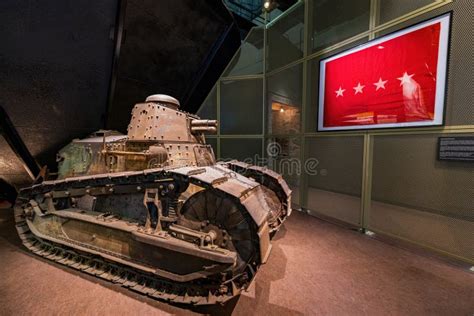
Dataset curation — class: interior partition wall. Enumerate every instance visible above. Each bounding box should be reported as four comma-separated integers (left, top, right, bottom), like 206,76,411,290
197,0,474,264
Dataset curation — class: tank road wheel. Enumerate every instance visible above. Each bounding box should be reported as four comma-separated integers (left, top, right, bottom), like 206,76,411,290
178,189,259,277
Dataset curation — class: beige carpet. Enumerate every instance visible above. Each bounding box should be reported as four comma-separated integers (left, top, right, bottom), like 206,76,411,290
0,208,473,315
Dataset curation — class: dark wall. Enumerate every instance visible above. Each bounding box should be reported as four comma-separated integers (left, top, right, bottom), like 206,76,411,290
0,0,118,185
107,0,233,132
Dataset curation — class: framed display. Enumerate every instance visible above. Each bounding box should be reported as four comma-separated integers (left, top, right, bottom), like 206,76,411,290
318,13,451,131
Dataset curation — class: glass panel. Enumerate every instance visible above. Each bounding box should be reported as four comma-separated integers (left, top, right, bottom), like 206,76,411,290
370,133,474,262
267,8,284,22
196,84,217,120
306,38,369,132
311,0,370,53
267,4,304,72
220,79,263,135
219,138,262,165
265,137,301,206
305,136,363,225
377,0,435,25
266,63,303,135
224,28,264,77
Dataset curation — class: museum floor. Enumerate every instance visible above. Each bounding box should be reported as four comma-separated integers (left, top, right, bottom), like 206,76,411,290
0,208,472,315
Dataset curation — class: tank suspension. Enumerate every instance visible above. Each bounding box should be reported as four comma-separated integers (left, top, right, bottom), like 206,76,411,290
167,198,179,218
143,188,162,232
157,182,183,226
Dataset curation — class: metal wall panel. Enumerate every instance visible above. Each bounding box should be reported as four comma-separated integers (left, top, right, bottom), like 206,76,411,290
310,0,370,53
220,138,263,164
197,84,217,120
267,4,305,72
377,0,436,25
305,136,364,225
220,79,263,135
265,137,301,205
223,28,264,77
370,133,473,262
267,64,303,135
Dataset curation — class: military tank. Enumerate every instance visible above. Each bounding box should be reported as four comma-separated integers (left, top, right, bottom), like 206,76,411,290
14,94,291,305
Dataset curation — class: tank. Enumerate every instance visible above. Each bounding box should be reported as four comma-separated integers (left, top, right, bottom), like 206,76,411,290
14,94,291,305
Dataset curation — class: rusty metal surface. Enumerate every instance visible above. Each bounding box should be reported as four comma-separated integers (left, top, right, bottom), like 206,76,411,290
14,94,292,305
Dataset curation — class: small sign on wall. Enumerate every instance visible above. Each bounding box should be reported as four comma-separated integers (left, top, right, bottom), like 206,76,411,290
438,136,474,162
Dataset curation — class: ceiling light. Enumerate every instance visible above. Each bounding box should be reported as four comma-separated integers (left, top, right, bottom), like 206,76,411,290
263,0,278,12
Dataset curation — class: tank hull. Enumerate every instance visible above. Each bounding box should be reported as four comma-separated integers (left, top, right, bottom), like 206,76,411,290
15,163,291,304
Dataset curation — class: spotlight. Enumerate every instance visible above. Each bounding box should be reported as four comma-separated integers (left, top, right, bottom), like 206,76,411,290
263,0,278,12
280,106,285,113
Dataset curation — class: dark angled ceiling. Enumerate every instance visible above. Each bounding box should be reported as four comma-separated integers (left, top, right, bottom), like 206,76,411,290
107,0,241,132
0,0,117,186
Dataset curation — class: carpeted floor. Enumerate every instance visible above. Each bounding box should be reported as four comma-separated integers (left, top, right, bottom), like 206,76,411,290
0,208,472,315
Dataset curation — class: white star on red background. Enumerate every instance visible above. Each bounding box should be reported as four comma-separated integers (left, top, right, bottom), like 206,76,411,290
335,86,345,97
353,82,365,94
333,72,417,98
374,78,388,91
397,72,414,86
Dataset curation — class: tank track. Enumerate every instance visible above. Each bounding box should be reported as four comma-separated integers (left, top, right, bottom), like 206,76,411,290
14,215,233,304
14,163,290,305
218,160,292,231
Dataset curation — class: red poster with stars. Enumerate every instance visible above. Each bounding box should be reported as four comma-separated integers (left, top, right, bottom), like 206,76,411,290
318,13,451,131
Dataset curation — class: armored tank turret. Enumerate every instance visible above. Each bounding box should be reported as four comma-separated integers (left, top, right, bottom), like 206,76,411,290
14,94,291,305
